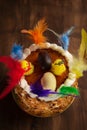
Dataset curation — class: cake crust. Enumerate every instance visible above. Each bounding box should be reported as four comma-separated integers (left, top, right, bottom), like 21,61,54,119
13,81,78,117
12,43,78,117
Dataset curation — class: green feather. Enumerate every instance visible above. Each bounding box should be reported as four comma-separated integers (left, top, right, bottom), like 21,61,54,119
58,86,80,96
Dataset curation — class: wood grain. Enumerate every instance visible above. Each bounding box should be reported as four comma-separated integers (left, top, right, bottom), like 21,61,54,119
0,0,87,130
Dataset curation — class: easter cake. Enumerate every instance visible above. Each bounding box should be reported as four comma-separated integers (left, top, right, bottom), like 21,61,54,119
0,19,87,117
12,19,80,117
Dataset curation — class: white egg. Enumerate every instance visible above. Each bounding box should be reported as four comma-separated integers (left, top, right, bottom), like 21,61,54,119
41,72,56,91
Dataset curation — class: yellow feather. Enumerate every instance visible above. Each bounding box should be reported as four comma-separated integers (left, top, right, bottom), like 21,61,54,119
79,28,87,62
72,57,87,78
72,28,87,78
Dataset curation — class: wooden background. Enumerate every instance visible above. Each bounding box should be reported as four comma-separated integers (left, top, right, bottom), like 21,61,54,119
0,0,87,130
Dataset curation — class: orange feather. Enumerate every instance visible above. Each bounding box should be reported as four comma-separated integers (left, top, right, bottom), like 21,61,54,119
21,19,48,44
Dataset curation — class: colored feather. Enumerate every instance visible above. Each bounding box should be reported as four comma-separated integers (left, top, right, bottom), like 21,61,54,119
47,26,75,50
11,43,23,60
0,62,10,94
60,34,69,50
21,18,48,44
58,86,79,96
72,28,87,78
64,26,75,36
60,26,74,50
72,57,87,78
30,78,79,97
79,28,87,62
0,56,25,99
30,78,56,97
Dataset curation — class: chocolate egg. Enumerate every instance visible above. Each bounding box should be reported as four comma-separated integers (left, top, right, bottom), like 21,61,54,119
41,72,56,91
38,51,52,71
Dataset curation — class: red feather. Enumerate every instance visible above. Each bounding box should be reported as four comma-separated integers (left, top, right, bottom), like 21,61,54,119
0,56,25,99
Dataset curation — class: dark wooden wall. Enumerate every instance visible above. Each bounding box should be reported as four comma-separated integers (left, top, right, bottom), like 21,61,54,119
0,0,87,130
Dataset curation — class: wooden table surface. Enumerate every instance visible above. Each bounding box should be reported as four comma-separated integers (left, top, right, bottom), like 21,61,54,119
0,0,87,130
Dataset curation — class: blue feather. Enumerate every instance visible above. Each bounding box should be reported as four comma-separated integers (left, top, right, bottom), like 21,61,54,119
47,26,75,50
60,34,69,50
60,26,75,50
11,43,23,60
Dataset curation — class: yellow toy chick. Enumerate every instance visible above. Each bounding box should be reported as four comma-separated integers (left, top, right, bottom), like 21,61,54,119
51,59,66,76
20,60,34,75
